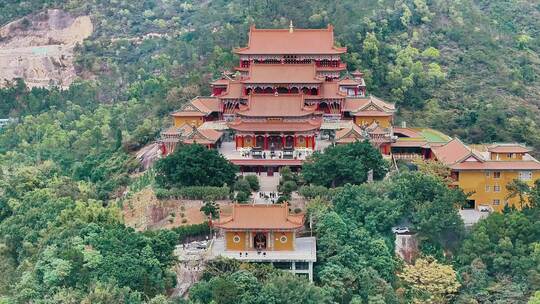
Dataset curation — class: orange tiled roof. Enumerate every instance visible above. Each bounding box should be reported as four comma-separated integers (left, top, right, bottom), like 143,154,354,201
487,144,532,153
243,63,321,84
229,119,321,132
193,97,221,113
237,94,315,117
234,25,346,55
213,203,304,230
431,138,472,165
450,161,540,171
183,128,223,145
219,81,244,99
338,77,361,86
172,97,220,117
353,110,393,117
335,123,365,142
391,140,429,148
211,78,230,86
393,128,421,138
342,98,370,111
343,96,395,113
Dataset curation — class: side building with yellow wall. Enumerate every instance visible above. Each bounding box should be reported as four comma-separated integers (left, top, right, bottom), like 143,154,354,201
432,139,540,212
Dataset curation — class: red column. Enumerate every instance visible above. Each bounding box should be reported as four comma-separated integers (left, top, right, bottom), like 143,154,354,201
240,136,244,148
282,136,285,149
311,135,316,150
264,135,268,150
235,136,238,149
293,135,297,148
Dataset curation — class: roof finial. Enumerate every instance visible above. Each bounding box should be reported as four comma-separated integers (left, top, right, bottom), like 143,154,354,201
289,20,294,33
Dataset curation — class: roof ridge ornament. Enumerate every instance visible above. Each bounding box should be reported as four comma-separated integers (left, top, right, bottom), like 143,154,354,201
289,20,294,33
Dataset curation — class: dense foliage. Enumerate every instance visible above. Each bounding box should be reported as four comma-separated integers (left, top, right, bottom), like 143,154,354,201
189,258,331,304
1,0,540,303
0,162,179,302
155,144,237,188
302,141,389,187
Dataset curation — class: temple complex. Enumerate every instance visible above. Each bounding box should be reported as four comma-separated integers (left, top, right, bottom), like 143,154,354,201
161,23,540,212
210,203,316,281
162,24,395,172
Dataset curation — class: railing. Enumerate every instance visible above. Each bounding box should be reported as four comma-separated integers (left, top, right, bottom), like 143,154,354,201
392,153,423,160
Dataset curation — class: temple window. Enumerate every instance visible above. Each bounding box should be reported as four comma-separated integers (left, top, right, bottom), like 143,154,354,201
277,87,289,94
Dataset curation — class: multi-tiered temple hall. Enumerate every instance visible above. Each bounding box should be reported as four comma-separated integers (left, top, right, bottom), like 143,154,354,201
162,24,395,173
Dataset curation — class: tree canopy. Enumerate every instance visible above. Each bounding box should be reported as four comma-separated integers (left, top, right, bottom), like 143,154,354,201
155,144,237,188
302,141,389,187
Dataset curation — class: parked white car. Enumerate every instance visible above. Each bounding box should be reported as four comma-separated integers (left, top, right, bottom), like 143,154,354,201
479,205,492,212
392,227,410,234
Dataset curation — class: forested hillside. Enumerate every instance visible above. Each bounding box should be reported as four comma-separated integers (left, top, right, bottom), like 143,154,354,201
2,0,540,149
1,0,540,303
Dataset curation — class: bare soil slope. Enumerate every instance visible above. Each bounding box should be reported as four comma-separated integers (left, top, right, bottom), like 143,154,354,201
0,9,92,88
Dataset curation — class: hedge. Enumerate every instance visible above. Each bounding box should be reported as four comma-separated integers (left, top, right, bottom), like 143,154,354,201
171,222,211,243
155,185,230,200
298,185,343,200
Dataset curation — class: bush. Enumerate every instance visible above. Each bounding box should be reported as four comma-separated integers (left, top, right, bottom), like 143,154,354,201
235,191,250,203
244,175,260,191
298,185,342,200
154,186,230,200
171,222,210,243
234,179,252,194
280,180,297,195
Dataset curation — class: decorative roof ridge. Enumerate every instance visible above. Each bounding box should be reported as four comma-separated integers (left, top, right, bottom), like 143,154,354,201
249,24,335,32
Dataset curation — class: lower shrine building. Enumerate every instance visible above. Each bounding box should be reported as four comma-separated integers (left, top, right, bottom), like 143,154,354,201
210,203,316,281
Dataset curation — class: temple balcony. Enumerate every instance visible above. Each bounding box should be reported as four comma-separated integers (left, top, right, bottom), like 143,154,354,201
315,62,347,70
209,236,316,281
210,236,316,262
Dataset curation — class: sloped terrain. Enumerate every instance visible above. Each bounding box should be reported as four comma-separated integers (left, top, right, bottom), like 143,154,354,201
0,9,92,88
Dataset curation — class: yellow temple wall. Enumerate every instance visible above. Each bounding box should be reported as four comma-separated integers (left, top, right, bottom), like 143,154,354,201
225,231,246,251
173,116,204,127
273,232,294,251
354,116,391,128
456,170,539,212
489,152,524,161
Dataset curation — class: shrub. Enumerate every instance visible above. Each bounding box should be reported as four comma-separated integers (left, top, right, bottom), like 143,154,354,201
234,179,252,194
171,222,210,243
280,180,297,195
154,186,230,200
235,191,250,203
298,185,342,200
294,207,302,214
181,219,188,224
244,175,260,191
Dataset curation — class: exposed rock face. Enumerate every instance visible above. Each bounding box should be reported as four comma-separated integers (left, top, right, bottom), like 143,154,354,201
0,9,93,88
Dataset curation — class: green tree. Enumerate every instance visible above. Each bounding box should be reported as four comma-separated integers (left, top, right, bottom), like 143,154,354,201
506,178,531,209
302,141,388,187
155,144,237,188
